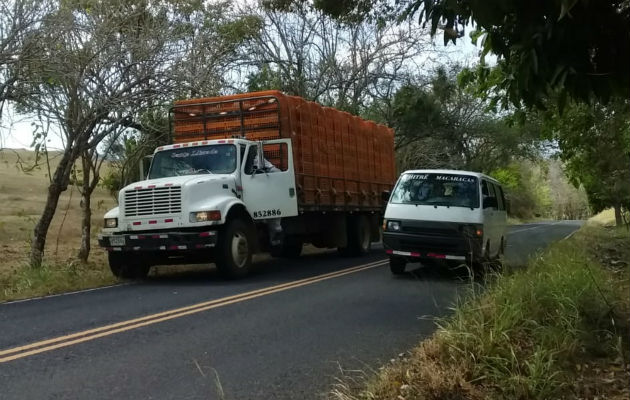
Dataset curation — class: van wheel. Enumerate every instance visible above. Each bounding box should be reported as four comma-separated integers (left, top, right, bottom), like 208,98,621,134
492,237,505,272
499,237,506,258
108,252,150,279
340,215,371,256
216,219,254,279
389,256,406,275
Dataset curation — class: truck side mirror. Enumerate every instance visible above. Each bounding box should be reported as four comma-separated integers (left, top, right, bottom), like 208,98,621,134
381,190,391,202
256,142,265,171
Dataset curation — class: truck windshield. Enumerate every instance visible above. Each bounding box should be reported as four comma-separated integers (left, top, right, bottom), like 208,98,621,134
148,144,237,179
390,173,480,208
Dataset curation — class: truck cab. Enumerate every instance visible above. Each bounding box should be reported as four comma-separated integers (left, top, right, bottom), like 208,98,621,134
98,137,298,279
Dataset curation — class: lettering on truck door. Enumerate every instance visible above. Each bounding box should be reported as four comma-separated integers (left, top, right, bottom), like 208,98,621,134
241,139,299,219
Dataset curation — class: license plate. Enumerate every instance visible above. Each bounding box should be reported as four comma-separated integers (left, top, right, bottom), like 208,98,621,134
109,236,126,246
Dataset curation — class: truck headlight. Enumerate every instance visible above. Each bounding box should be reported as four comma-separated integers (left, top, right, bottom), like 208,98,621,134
104,218,118,228
386,220,401,232
190,211,221,222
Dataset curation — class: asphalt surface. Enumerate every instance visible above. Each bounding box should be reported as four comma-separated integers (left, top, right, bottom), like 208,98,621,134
0,220,582,400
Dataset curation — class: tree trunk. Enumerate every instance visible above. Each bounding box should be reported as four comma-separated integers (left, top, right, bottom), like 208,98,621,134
29,149,77,268
77,151,100,263
614,204,623,227
77,189,91,263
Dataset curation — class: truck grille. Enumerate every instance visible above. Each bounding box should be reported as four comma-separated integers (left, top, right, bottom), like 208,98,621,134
124,186,182,217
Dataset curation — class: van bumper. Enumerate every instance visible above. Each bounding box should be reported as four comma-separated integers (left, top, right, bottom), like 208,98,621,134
382,232,482,262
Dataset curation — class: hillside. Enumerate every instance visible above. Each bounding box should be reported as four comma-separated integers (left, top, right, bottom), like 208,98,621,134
0,149,117,285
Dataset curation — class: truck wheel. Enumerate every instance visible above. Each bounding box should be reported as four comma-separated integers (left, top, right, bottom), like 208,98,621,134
271,238,303,258
216,219,254,279
389,256,406,275
339,215,371,256
108,252,150,279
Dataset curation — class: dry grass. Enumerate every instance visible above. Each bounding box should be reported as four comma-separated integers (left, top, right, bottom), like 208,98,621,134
0,149,117,302
330,210,630,400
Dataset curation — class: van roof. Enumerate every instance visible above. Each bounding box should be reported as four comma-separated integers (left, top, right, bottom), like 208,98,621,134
400,169,502,185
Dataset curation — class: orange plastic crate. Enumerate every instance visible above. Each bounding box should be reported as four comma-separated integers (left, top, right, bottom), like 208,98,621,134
172,91,395,210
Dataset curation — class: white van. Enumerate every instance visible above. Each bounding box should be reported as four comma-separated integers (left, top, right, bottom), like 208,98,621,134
382,169,507,275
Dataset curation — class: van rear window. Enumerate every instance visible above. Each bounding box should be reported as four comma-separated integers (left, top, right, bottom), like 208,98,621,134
390,173,480,208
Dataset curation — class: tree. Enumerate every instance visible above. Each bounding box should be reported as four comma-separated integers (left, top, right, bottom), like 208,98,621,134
544,98,630,226
10,0,262,266
168,1,262,98
271,0,630,108
0,0,51,117
546,159,589,220
391,67,542,173
101,108,170,197
12,0,178,267
242,2,432,116
492,160,552,219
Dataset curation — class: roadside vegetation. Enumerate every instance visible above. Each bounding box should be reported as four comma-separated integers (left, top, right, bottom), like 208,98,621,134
0,149,116,302
330,210,630,399
0,1,627,300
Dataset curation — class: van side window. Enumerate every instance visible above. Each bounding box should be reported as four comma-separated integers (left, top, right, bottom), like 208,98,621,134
482,180,499,210
498,186,507,211
495,184,505,211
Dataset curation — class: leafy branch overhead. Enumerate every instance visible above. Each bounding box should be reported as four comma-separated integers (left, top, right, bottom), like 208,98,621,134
283,0,630,108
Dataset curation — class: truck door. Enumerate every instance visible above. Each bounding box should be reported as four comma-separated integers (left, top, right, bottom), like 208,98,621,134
241,139,299,219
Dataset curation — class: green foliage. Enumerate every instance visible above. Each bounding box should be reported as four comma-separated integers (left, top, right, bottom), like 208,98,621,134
246,63,284,92
332,218,629,399
1,259,116,302
491,161,552,219
101,109,170,196
440,228,622,398
542,98,630,219
299,0,630,108
392,67,542,174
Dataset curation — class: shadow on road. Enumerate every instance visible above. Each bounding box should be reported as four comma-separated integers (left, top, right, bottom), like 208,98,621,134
139,248,384,287
392,260,475,283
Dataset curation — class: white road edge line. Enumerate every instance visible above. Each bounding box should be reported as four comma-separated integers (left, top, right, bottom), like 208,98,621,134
2,283,133,306
561,229,579,241
510,221,561,234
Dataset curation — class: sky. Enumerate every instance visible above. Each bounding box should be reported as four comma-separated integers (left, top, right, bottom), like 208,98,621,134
0,23,482,151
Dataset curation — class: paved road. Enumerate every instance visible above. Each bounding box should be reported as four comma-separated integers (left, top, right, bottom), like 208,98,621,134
0,221,581,400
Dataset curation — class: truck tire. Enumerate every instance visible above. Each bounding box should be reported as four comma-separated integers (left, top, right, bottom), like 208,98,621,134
270,238,303,258
215,218,254,279
389,256,406,275
342,215,371,256
108,252,150,279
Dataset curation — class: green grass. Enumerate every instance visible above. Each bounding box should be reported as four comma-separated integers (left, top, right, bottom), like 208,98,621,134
1,259,117,302
331,212,629,400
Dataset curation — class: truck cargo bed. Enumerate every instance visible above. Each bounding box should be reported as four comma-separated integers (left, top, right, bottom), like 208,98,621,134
170,91,396,211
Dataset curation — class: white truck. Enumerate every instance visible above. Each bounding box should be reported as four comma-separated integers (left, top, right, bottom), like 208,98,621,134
98,91,396,278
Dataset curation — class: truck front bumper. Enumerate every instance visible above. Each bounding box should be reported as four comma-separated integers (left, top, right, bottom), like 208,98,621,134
98,230,218,252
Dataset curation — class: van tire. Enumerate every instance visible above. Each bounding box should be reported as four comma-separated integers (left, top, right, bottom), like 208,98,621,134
389,256,406,275
340,215,371,256
498,237,506,258
215,219,254,279
108,252,150,279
